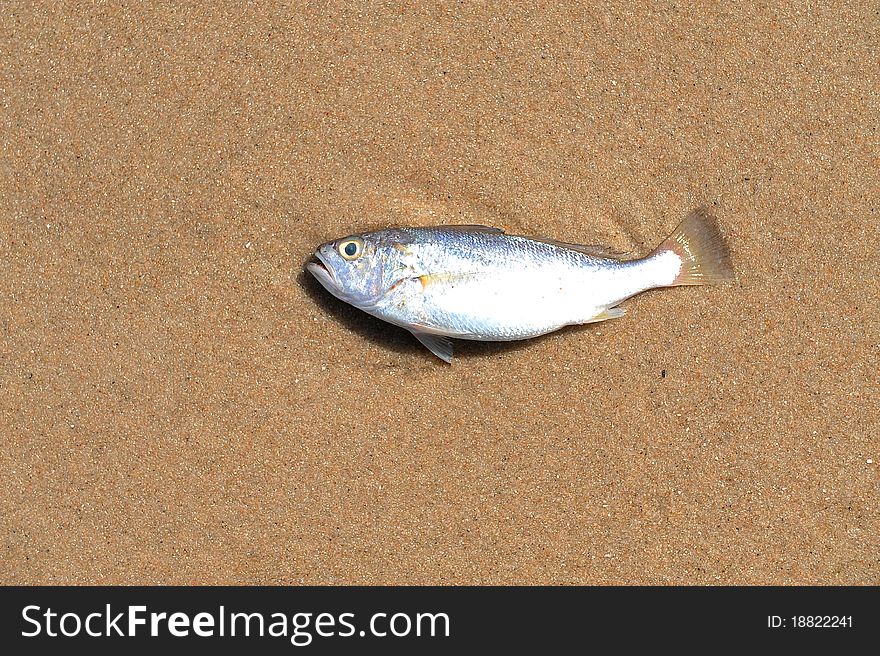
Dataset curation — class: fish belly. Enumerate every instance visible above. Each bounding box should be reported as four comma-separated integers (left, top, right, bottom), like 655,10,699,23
417,254,677,340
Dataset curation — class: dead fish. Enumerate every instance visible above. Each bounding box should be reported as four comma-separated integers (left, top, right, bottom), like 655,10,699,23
307,207,733,362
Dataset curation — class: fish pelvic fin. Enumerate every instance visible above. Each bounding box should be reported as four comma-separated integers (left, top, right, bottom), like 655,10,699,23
411,330,454,363
654,207,734,286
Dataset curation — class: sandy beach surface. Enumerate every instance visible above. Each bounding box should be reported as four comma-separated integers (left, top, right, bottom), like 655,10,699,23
1,2,877,584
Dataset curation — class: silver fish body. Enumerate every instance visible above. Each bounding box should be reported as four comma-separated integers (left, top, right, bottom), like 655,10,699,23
307,208,732,362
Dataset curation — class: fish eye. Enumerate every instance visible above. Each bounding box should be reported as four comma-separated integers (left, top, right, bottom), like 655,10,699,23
338,237,364,260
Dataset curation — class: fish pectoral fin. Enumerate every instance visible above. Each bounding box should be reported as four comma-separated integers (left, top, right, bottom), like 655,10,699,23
410,331,455,363
581,307,626,324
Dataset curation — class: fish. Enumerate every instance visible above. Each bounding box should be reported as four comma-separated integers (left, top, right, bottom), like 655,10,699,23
306,207,733,362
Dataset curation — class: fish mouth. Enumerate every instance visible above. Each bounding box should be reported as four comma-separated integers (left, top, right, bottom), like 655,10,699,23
306,251,340,291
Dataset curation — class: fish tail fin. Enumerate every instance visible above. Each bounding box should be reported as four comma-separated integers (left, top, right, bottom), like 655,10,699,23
652,207,734,286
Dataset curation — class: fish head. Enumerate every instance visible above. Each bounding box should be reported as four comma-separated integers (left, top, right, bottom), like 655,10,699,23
307,231,404,310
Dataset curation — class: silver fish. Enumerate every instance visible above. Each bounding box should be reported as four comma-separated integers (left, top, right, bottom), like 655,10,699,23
307,207,733,362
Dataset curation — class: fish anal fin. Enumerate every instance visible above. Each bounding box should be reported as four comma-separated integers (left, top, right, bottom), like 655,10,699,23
581,307,626,324
411,331,455,363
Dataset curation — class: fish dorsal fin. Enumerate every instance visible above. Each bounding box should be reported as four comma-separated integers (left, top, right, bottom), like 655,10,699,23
433,224,506,234
410,330,454,363
524,235,629,259
436,225,627,257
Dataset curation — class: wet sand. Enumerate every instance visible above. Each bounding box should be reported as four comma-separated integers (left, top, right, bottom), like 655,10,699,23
1,2,877,584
